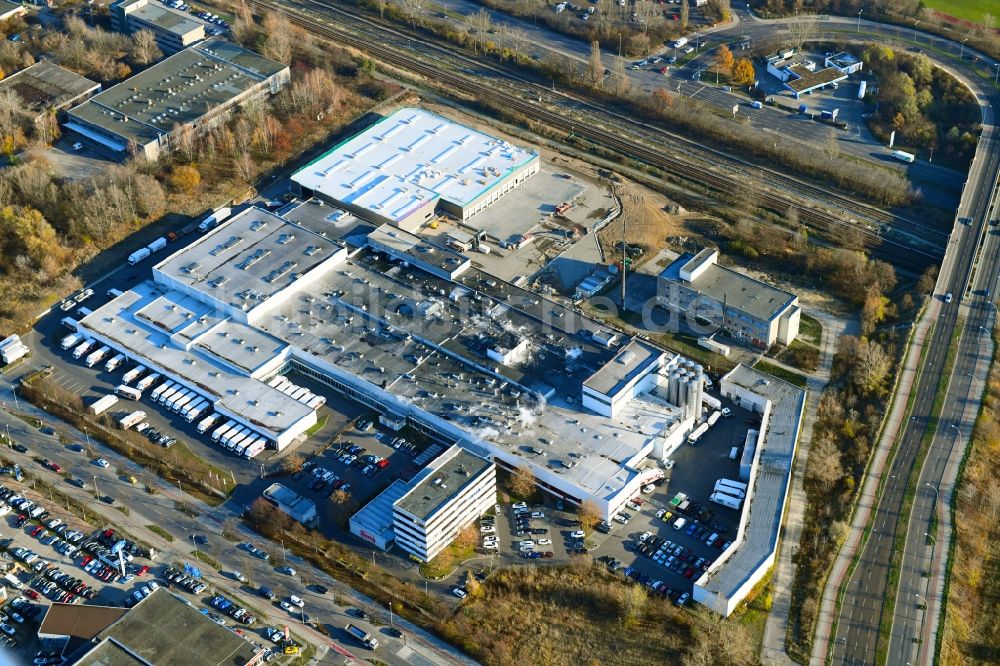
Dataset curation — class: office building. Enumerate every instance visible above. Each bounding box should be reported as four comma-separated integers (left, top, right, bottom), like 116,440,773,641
392,446,496,562
657,248,801,348
65,39,289,161
110,0,205,54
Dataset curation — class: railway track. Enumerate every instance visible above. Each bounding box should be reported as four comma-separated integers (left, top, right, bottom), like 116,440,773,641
250,0,944,271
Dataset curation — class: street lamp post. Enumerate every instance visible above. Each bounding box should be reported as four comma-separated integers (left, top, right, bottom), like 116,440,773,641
994,63,1000,85
960,38,969,58
913,19,920,42
389,601,393,626
92,474,98,500
857,9,863,33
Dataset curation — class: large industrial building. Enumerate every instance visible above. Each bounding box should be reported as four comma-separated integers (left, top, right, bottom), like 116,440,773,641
74,204,708,520
67,198,805,607
64,39,289,161
291,108,540,232
657,248,801,348
110,0,205,54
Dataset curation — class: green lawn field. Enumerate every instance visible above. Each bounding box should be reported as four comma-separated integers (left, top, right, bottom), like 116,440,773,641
923,0,996,25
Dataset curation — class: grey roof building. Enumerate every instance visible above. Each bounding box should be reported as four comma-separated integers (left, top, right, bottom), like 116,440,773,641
657,248,801,349
39,589,265,665
64,39,289,161
692,364,805,616
0,60,100,120
110,0,205,54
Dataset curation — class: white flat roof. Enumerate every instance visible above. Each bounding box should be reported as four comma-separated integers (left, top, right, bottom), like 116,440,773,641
291,108,538,224
77,283,314,440
154,207,347,316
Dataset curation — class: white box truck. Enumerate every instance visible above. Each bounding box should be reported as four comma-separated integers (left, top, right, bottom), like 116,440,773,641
89,394,118,416
135,372,160,392
121,365,146,385
158,385,179,405
710,492,742,510
118,410,146,430
714,480,746,499
128,248,152,265
672,37,688,48
72,339,95,359
116,385,142,400
892,150,915,163
60,333,82,350
706,410,722,427
150,381,171,402
105,353,126,372
198,207,232,233
718,478,748,493
196,414,219,434
212,420,236,442
147,237,168,253
85,346,110,367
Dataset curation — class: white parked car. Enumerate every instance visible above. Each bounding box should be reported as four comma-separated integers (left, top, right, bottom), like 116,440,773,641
570,530,585,539
452,587,467,599
537,539,552,546
95,459,109,468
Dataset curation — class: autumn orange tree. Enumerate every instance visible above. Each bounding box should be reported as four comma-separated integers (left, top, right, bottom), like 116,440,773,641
168,164,201,192
731,58,756,85
715,44,734,74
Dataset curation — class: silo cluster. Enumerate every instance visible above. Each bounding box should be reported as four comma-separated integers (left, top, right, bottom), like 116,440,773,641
663,359,705,420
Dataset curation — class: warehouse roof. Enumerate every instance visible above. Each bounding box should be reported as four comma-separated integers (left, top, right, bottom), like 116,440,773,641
154,207,348,316
583,339,663,397
77,283,314,440
84,589,262,666
0,60,100,114
660,252,797,322
367,223,470,278
67,38,287,147
394,446,493,521
291,107,538,224
699,365,804,601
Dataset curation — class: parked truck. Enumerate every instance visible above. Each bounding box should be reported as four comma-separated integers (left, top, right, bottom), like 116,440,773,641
198,207,232,233
196,414,219,434
710,491,743,510
135,372,160,392
60,333,82,350
128,248,152,266
72,339,95,359
89,394,118,416
105,353,125,373
706,410,722,427
345,624,379,649
718,478,748,494
116,385,142,400
892,150,915,163
672,37,688,48
147,237,168,253
687,422,709,445
85,345,110,368
121,365,146,385
714,480,746,499
118,410,146,430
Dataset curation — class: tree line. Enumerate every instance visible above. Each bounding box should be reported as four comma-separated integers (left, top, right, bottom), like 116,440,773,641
862,45,980,167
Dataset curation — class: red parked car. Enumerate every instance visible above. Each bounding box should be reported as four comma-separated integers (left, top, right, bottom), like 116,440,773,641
30,526,43,537
376,459,389,469
24,590,39,600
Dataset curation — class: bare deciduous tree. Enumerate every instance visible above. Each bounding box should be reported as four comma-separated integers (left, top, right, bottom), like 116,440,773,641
262,12,292,63
587,40,604,86
510,464,535,498
130,29,162,66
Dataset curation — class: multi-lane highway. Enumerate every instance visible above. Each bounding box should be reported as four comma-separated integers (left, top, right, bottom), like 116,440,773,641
811,23,1000,666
